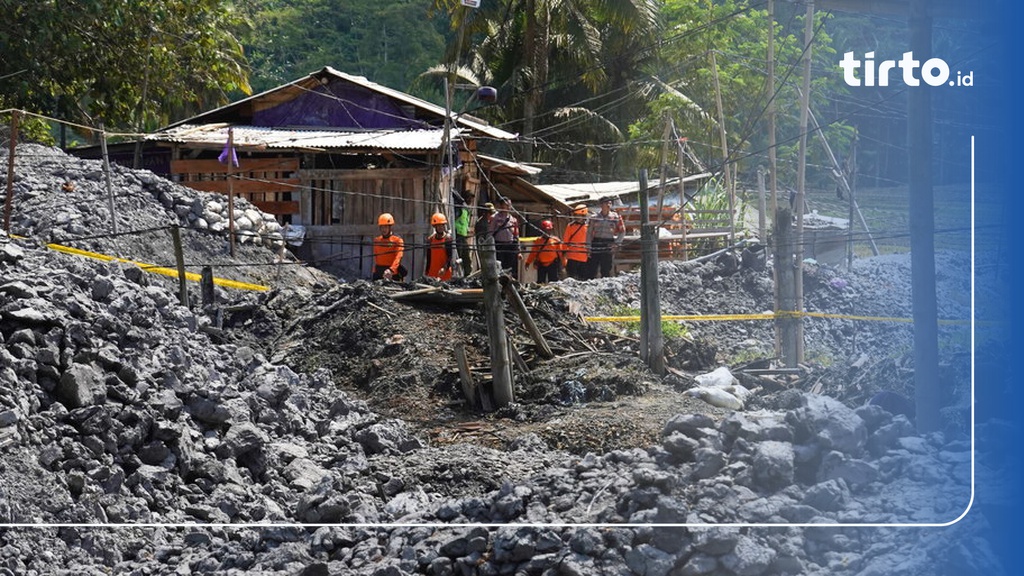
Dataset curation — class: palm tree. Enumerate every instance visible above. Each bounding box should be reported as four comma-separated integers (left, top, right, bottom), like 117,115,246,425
431,0,660,168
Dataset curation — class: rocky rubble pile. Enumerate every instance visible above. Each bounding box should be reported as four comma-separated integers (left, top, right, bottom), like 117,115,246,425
0,145,1005,575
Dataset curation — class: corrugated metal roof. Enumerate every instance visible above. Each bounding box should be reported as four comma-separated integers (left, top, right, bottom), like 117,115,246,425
477,154,542,176
147,124,453,152
535,173,713,204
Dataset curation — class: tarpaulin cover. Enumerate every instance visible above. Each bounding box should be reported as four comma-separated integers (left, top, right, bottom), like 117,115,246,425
253,82,429,130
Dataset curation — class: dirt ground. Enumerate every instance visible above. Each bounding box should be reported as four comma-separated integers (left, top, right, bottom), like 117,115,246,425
247,266,847,457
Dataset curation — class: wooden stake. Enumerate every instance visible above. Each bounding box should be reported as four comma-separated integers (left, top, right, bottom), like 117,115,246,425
775,207,798,367
638,169,665,375
99,122,118,236
3,110,17,233
201,266,216,307
170,224,188,307
479,236,513,408
503,282,554,359
227,127,236,258
454,343,477,408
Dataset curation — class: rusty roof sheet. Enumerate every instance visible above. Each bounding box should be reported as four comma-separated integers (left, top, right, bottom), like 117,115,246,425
535,173,713,205
147,124,455,152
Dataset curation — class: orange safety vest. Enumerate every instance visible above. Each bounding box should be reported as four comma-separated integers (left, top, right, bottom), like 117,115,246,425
373,233,404,273
562,221,589,262
425,233,453,280
525,236,563,267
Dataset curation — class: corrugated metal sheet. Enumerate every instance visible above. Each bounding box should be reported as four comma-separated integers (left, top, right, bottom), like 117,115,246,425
536,173,713,204
147,124,453,151
477,154,542,176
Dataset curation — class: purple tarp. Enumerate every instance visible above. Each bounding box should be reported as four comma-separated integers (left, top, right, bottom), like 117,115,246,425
252,82,429,130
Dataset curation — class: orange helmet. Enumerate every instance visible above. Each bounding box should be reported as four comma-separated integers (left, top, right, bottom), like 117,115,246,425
539,219,554,231
573,204,588,216
430,213,448,226
378,213,395,226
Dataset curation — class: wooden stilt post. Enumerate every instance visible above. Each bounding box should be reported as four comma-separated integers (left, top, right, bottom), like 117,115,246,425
479,235,513,408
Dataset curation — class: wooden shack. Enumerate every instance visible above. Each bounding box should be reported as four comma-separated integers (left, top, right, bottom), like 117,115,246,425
141,66,531,279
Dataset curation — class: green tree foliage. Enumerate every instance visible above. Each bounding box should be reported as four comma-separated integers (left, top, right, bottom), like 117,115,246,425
240,0,448,95
0,0,250,133
430,0,661,171
631,0,849,190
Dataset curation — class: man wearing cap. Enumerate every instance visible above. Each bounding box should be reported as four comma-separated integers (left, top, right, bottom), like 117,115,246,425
563,204,591,280
488,197,521,278
587,197,625,278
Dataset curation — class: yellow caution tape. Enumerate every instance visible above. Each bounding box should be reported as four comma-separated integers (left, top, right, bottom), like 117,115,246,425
587,311,969,325
7,234,268,291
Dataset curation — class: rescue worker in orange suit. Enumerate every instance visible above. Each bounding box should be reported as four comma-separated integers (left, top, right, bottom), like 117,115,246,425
562,203,590,280
524,219,565,284
372,213,407,281
424,212,454,281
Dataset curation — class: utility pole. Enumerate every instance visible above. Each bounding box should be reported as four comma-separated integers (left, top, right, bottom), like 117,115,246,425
908,0,941,432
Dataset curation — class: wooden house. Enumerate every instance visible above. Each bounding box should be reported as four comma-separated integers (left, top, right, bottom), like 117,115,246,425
140,66,551,278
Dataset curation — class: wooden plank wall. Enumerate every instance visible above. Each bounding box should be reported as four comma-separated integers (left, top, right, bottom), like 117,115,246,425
169,157,300,216
614,205,735,271
298,168,435,279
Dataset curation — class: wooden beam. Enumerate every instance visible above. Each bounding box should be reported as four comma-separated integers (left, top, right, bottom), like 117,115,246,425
183,179,300,195
252,200,300,215
171,157,298,174
298,168,432,180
